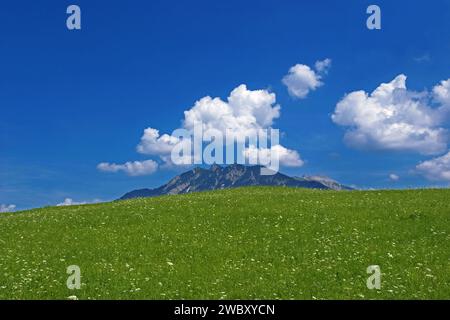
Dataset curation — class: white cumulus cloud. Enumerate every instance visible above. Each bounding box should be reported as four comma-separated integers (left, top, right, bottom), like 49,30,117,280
56,198,102,206
433,79,450,106
244,144,304,167
282,59,331,99
97,160,159,176
56,198,87,206
101,84,303,172
0,204,16,213
137,84,282,157
137,128,181,156
315,58,332,74
182,84,280,136
416,152,450,181
332,75,450,155
389,173,400,181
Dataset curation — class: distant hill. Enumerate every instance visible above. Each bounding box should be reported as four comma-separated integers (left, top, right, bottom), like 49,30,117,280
119,164,352,200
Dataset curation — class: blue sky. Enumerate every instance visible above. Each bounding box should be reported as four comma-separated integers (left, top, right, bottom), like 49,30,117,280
1,0,450,210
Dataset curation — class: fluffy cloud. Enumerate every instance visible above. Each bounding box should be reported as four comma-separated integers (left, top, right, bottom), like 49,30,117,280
332,75,450,155
0,204,16,213
183,84,280,133
97,160,158,176
56,198,102,206
433,79,450,106
56,198,87,206
315,58,332,74
100,84,304,175
137,128,180,156
244,145,304,167
282,59,331,99
389,173,400,181
137,84,282,157
416,152,450,181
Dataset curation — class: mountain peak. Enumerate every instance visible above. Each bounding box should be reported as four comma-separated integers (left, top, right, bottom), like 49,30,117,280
210,163,222,172
119,165,352,200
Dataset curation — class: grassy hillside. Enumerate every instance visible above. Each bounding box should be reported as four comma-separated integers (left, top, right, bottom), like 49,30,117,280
1,187,450,300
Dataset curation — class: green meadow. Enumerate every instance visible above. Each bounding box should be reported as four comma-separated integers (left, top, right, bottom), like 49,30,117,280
1,187,449,300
